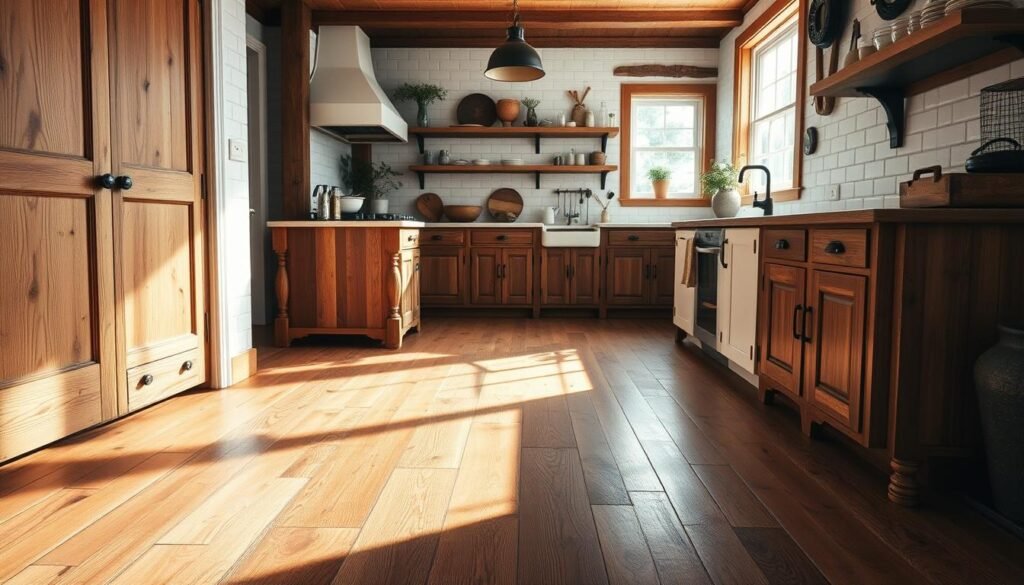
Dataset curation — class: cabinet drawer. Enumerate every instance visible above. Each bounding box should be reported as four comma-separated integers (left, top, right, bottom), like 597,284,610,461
421,229,465,246
763,229,806,261
607,229,675,246
470,229,534,245
400,229,420,249
810,229,869,268
126,348,203,412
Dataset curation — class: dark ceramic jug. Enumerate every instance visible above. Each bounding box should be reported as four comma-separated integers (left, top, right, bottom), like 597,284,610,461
974,325,1024,525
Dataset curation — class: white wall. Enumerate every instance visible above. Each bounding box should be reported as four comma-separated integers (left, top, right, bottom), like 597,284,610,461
370,47,720,223
311,128,349,188
718,0,1024,215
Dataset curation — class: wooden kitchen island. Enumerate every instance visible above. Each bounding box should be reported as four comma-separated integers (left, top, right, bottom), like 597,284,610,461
673,208,1024,507
268,221,424,349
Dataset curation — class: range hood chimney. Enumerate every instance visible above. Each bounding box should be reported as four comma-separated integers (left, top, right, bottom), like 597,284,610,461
310,26,408,144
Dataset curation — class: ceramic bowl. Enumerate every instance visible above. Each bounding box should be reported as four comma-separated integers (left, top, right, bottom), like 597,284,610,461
339,196,365,213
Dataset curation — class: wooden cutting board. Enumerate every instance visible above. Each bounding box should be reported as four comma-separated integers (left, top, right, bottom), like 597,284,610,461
416,192,444,221
487,188,524,222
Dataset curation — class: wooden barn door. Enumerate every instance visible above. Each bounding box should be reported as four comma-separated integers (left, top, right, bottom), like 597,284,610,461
108,0,206,412
0,0,117,460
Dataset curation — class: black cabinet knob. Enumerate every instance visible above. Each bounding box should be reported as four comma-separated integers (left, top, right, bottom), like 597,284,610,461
407,234,417,242
116,175,133,190
628,234,640,241
98,173,116,189
824,241,845,255
140,374,154,386
775,239,790,250
431,234,442,240
497,234,508,241
182,360,193,372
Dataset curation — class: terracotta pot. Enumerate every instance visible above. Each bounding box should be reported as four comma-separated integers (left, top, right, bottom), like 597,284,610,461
496,99,520,127
652,179,670,199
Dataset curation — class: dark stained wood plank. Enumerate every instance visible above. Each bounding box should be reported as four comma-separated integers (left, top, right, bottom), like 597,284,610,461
640,440,721,525
630,491,712,585
592,505,661,585
519,448,609,585
735,527,829,585
280,0,310,219
692,465,777,528
566,393,631,505
646,395,726,465
685,520,771,585
522,396,577,449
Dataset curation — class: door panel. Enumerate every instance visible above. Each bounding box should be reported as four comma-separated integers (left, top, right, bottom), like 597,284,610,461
541,248,570,305
606,248,647,306
760,263,805,397
570,249,600,305
674,231,696,334
806,270,867,434
471,248,501,305
650,247,676,306
502,247,533,306
421,248,464,306
0,0,116,461
718,229,760,373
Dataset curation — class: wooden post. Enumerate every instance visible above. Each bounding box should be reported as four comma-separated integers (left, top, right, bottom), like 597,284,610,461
272,228,290,347
385,252,403,349
888,457,921,507
281,0,311,219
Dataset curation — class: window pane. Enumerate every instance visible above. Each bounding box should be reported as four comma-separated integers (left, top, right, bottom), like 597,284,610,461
636,105,664,129
749,106,795,192
665,105,694,128
634,150,697,197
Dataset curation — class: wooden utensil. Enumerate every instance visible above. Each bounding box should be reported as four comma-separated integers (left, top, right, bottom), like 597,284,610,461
457,94,498,126
443,205,483,222
415,192,444,222
487,188,524,222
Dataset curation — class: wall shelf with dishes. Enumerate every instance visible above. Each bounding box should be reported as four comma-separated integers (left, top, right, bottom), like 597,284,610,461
409,164,618,189
409,126,620,154
810,8,1024,148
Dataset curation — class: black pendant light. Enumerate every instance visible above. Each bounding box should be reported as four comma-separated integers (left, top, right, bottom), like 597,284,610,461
485,0,545,82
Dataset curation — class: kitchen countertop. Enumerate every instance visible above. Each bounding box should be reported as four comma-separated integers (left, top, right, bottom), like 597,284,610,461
268,220,426,228
670,208,1024,228
423,222,674,228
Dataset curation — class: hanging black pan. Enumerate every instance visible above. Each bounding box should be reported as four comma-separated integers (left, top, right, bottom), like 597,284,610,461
966,138,1024,173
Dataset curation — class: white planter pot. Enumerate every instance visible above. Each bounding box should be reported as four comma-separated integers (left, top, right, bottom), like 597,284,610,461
711,188,741,218
369,199,389,215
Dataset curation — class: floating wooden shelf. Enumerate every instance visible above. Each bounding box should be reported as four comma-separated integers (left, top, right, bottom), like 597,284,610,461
409,126,620,154
809,8,1024,148
409,164,618,189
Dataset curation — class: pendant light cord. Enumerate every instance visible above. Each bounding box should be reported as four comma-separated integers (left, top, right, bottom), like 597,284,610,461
511,0,521,27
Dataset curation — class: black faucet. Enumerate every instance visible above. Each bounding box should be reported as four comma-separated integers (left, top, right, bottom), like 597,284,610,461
738,165,773,216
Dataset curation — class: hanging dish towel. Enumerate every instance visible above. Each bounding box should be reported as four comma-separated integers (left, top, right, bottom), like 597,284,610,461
680,236,697,288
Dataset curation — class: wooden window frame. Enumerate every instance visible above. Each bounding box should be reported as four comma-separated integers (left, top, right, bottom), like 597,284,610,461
732,0,807,204
619,84,716,207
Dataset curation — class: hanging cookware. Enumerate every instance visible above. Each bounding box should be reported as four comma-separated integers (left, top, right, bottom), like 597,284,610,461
966,138,1024,173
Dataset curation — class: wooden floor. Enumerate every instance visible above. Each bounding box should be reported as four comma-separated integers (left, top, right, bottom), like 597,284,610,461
1,318,1023,585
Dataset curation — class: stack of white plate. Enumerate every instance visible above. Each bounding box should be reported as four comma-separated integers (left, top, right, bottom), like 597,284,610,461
891,16,910,41
472,159,491,166
872,24,893,50
501,159,524,166
452,159,470,166
908,10,922,33
921,0,949,26
945,0,1014,15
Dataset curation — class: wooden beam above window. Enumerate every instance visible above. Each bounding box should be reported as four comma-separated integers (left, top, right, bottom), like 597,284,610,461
311,10,744,30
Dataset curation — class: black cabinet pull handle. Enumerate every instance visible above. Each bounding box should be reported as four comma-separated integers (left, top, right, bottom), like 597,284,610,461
792,304,803,340
824,241,845,255
628,234,640,241
652,264,657,279
115,175,133,190
407,234,417,242
182,360,193,372
431,234,442,240
569,265,575,279
498,264,505,278
801,306,814,342
775,239,790,250
98,173,116,189
140,374,154,386
644,264,651,279
497,234,508,241
719,239,729,269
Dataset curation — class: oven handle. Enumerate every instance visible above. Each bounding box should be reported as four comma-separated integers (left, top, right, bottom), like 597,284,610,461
694,246,721,254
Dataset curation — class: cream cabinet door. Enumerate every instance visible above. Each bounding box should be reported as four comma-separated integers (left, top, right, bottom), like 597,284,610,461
717,228,760,373
673,230,696,335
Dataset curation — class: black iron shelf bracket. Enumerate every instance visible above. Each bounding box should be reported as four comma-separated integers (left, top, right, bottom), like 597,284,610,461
995,34,1024,54
416,134,425,153
417,171,425,189
857,87,905,149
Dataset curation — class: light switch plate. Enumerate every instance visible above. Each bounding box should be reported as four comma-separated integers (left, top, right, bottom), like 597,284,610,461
829,184,841,201
228,139,248,162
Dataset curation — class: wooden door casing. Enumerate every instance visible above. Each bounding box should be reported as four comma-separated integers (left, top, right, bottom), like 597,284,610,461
760,262,806,398
650,247,676,306
541,248,571,305
502,247,534,306
570,248,600,306
717,229,759,373
109,0,206,406
606,247,648,306
0,0,118,461
805,270,867,434
421,248,465,306
470,248,501,305
673,231,696,335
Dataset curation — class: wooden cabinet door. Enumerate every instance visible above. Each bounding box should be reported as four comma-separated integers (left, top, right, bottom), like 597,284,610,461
673,231,696,335
717,229,760,373
109,0,206,406
570,249,601,305
606,247,648,306
541,249,570,305
421,247,465,306
400,249,419,326
805,270,867,433
0,0,117,460
760,263,806,397
470,248,501,305
650,247,677,306
502,247,534,306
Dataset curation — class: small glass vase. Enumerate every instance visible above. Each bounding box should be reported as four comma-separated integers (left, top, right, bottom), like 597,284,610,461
417,103,429,128
525,107,539,127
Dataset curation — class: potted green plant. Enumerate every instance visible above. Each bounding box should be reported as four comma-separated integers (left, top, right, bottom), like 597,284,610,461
521,97,541,127
392,83,448,128
341,155,404,215
700,161,740,218
647,166,671,199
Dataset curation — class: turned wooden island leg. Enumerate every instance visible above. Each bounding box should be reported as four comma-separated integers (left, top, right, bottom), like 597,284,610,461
272,228,290,347
888,457,921,507
385,252,402,349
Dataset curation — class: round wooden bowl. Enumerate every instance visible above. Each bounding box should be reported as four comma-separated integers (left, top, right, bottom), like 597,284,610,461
443,205,482,222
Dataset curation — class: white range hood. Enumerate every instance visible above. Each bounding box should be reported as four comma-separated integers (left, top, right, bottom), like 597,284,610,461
309,26,408,144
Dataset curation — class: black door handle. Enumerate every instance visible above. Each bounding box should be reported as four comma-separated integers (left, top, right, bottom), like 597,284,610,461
719,239,729,269
140,374,154,386
569,264,575,279
431,234,442,240
651,264,657,279
792,304,803,340
116,175,133,190
801,306,814,342
98,173,117,189
775,239,789,250
182,360,193,372
644,264,651,279
497,234,508,241
824,241,845,255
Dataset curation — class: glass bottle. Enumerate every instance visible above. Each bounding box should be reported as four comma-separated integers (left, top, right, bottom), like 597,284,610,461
598,101,609,127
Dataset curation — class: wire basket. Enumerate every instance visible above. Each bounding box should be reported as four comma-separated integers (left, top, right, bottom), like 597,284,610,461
979,77,1024,153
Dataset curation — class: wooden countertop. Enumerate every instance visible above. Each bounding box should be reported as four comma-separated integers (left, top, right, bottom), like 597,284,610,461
671,208,1024,228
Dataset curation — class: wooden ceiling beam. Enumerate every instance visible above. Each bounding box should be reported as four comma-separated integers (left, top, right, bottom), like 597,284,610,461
312,9,743,30
368,35,722,49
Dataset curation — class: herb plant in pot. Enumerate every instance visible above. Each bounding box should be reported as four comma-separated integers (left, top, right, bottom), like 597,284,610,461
701,161,741,218
521,98,540,127
392,83,448,128
342,155,403,215
647,166,671,199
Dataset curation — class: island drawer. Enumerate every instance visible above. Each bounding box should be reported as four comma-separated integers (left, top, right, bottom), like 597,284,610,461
421,229,466,246
763,229,806,261
810,228,869,268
